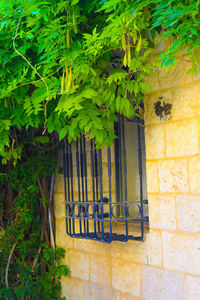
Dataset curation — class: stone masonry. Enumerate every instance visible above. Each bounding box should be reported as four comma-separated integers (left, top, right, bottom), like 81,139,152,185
54,58,200,300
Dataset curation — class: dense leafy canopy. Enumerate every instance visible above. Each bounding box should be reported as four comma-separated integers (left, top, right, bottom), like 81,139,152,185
1,0,199,159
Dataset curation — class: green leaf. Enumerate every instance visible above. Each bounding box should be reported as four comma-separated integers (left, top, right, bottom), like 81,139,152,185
95,130,104,145
84,121,92,133
81,88,97,99
72,0,79,4
34,136,50,144
116,96,121,112
107,70,128,85
59,127,68,141
139,82,153,92
134,81,139,95
93,118,103,130
161,56,176,67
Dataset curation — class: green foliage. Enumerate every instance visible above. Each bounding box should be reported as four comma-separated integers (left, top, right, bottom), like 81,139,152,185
1,145,23,166
0,0,199,153
0,134,69,299
130,0,200,70
0,0,154,153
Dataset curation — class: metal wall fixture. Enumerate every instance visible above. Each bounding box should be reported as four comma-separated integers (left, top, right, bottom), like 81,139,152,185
62,116,149,243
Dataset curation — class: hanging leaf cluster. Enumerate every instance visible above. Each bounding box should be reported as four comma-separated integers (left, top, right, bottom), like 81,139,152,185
0,0,199,157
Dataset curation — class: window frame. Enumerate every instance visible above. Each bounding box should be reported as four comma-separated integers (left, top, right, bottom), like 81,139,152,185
62,116,148,243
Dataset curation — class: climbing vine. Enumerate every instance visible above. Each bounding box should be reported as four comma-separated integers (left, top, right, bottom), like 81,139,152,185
0,0,199,155
0,130,69,299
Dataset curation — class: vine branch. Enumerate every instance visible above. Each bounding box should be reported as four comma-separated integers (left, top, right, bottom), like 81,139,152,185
31,229,43,273
5,243,17,289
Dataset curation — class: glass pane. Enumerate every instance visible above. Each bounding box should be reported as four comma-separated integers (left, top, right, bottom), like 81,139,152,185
118,120,148,219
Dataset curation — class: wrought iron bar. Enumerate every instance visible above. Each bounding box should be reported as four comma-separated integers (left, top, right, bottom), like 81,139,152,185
107,147,112,242
69,143,75,234
62,116,148,243
90,140,97,237
76,140,82,234
83,136,89,234
62,139,69,235
98,149,104,239
94,148,100,232
79,137,86,233
121,117,128,241
66,141,72,235
137,124,144,240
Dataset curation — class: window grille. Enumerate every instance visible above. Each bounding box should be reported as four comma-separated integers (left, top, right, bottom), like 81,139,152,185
62,116,148,243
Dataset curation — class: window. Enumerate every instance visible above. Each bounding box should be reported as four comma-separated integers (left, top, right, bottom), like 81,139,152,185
62,116,148,243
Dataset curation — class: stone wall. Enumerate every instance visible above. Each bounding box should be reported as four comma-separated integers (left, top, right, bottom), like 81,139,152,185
54,60,200,300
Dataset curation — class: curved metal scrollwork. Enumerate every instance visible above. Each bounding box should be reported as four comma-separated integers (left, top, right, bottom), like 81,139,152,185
65,200,147,223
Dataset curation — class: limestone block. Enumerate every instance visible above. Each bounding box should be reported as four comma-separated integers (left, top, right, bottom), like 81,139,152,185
170,85,200,120
177,195,200,233
73,176,93,193
144,91,172,126
87,176,95,193
184,275,200,300
121,229,162,267
157,62,188,90
54,192,65,219
55,218,74,249
144,94,158,126
83,282,120,300
158,159,188,193
162,231,200,275
165,120,199,157
142,266,184,300
112,258,141,297
144,69,160,91
61,276,84,300
88,239,123,259
120,293,142,300
145,125,165,160
144,84,200,125
184,64,200,85
189,156,200,193
90,254,111,286
146,161,158,193
90,239,112,257
110,241,124,259
54,191,64,204
101,145,115,163
72,219,84,233
148,194,176,230
102,163,116,193
54,173,64,193
62,249,70,267
69,250,89,280
74,237,92,252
